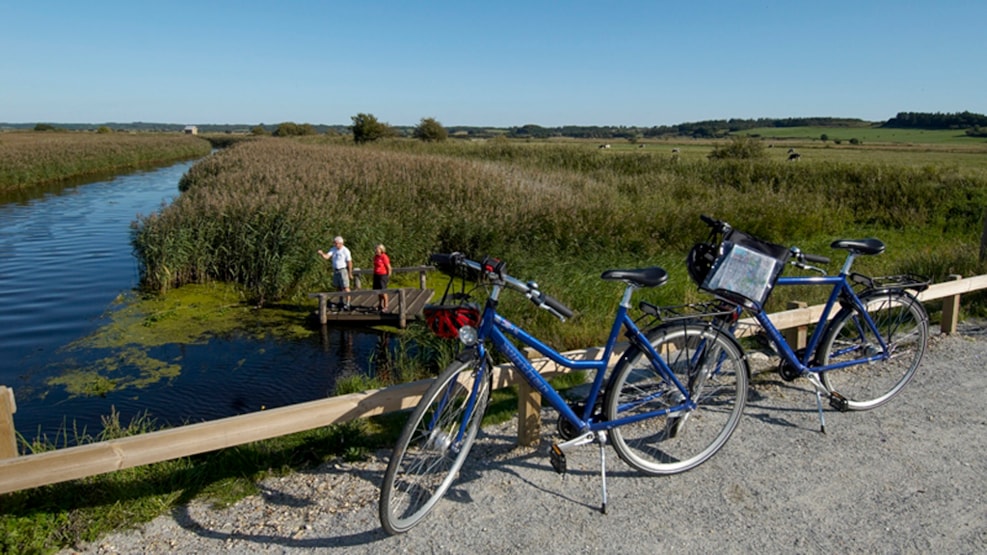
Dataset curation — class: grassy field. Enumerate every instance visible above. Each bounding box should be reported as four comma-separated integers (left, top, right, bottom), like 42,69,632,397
741,125,979,145
0,131,212,193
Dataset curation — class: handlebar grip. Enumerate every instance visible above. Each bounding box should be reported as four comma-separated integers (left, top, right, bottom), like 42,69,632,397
699,214,728,232
803,253,831,265
532,291,573,320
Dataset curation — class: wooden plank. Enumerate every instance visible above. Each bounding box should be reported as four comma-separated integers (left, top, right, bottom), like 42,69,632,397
917,274,987,302
0,379,431,494
310,289,433,327
940,275,963,334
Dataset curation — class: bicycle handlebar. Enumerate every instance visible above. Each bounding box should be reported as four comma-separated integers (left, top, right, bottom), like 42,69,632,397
700,214,731,234
429,253,574,321
799,252,831,265
700,215,830,266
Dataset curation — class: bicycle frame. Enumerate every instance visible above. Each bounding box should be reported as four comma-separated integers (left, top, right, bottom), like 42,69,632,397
471,282,697,436
745,261,892,375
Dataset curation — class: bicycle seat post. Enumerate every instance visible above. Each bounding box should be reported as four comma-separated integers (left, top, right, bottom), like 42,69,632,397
619,283,637,309
839,251,858,276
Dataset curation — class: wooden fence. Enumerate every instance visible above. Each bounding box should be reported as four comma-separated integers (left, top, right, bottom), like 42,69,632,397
2,274,986,495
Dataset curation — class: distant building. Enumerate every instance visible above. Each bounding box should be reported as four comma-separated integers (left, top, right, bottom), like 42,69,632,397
184,125,198,135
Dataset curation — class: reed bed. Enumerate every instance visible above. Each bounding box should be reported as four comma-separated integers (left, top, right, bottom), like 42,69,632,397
0,131,212,192
133,138,987,348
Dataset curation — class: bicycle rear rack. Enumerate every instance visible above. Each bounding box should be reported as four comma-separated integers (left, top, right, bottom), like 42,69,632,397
850,273,931,293
636,300,738,329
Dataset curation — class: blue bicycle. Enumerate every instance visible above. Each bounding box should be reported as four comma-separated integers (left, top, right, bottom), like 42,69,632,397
379,253,749,534
687,215,929,432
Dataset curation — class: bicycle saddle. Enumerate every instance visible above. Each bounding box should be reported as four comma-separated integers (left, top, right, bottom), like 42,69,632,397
600,267,669,288
830,238,885,255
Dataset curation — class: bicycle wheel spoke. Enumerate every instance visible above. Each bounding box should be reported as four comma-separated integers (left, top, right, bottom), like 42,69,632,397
606,322,747,475
818,292,927,410
379,356,490,534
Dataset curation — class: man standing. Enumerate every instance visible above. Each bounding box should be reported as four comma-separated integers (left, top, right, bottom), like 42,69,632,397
318,236,353,309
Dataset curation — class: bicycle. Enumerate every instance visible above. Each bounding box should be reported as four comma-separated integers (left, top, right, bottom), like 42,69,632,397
379,253,749,534
686,215,930,433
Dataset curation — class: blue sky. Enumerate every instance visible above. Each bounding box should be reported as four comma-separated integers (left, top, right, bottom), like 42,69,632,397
2,1,984,127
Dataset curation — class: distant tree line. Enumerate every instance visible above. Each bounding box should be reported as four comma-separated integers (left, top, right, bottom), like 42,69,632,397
883,111,987,130
7,111,987,141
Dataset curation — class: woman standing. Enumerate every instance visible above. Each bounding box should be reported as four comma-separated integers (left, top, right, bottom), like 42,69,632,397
373,244,393,312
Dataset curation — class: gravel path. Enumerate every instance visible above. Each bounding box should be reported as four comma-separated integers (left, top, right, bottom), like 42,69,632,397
61,326,987,554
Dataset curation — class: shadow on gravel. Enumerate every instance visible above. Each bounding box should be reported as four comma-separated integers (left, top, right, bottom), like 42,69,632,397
166,462,392,548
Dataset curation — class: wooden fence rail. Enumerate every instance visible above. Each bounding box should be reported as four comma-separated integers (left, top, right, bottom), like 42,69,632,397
2,274,986,495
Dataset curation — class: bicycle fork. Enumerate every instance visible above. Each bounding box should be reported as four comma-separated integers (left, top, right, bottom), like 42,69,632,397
551,430,610,514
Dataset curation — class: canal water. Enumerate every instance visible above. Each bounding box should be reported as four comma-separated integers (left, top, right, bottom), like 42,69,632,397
0,160,386,446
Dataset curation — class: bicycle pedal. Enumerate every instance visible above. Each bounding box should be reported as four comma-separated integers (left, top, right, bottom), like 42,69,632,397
829,391,849,412
550,443,567,475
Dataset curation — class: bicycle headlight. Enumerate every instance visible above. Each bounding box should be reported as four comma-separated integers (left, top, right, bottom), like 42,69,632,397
458,325,478,346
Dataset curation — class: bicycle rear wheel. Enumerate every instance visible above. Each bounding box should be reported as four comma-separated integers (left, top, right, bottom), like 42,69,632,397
817,290,928,410
605,321,748,475
379,352,491,535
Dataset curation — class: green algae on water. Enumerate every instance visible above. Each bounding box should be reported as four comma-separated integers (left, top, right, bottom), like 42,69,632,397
49,283,317,397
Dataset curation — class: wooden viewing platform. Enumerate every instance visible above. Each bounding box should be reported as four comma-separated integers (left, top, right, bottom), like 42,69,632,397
308,265,434,328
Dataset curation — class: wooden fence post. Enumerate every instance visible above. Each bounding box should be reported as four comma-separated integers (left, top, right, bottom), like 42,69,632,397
398,289,407,328
941,274,962,334
516,349,542,447
784,301,808,350
316,293,328,325
0,386,17,459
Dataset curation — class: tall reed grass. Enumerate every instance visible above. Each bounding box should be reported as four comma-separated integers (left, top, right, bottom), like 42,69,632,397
0,131,212,192
132,138,987,347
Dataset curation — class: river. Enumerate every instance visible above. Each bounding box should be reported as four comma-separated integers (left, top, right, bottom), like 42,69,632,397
0,160,386,446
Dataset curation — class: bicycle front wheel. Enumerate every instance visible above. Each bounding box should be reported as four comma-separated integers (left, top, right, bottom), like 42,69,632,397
605,321,748,475
379,352,492,535
817,290,928,410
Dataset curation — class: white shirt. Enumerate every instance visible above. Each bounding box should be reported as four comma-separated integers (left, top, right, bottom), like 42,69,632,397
328,245,352,271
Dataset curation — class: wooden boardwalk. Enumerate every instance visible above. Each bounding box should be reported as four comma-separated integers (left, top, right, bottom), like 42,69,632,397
309,264,436,328
309,288,434,328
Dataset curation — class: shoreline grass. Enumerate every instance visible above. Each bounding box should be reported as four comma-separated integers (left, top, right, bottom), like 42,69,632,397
0,131,212,194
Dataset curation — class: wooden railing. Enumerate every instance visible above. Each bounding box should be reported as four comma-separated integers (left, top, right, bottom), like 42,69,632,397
2,274,986,494
352,265,430,290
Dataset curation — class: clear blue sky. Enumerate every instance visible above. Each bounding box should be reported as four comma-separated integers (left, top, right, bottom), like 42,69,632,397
2,1,984,127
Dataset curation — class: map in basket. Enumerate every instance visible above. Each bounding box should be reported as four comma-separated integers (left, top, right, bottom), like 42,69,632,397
703,242,783,305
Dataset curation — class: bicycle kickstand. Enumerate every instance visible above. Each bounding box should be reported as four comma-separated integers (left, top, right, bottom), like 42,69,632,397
550,430,609,514
595,430,609,514
804,373,828,434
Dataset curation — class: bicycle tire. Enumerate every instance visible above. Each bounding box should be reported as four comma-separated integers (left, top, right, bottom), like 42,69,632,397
605,321,748,475
817,290,928,410
379,351,492,534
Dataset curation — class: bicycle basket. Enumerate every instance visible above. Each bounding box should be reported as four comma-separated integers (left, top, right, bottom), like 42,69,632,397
700,229,791,311
423,304,480,339
687,241,719,286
